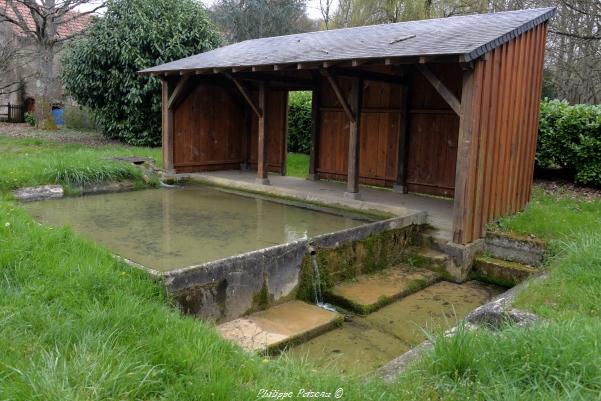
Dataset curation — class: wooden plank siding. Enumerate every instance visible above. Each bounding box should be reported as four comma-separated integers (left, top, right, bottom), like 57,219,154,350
406,63,462,197
172,84,287,174
173,84,245,172
248,89,288,174
452,23,548,244
316,76,404,187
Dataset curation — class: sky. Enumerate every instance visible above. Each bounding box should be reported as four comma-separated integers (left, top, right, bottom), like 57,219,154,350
79,0,335,22
201,0,333,20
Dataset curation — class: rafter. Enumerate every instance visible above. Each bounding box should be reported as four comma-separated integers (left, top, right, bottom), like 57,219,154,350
416,64,461,115
321,69,355,123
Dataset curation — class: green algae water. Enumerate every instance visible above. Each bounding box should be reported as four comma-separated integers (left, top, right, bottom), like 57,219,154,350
24,186,364,272
286,280,504,376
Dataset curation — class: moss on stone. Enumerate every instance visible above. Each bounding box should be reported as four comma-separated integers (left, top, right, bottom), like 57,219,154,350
295,225,422,303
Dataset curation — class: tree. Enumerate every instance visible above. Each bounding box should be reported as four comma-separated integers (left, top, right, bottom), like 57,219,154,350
210,0,314,43
0,0,101,121
61,0,221,146
319,0,335,29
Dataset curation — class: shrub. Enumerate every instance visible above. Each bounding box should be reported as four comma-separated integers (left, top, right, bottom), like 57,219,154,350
61,0,221,146
64,105,97,131
287,91,312,154
537,99,601,186
24,112,36,127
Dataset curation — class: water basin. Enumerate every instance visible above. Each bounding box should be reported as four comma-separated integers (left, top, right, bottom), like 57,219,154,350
24,186,366,272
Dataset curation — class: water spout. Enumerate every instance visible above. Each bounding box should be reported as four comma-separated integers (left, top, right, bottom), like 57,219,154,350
308,246,336,312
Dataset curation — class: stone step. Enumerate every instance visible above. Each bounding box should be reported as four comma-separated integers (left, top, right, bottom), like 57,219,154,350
217,300,341,353
401,246,450,273
472,256,539,287
325,266,441,314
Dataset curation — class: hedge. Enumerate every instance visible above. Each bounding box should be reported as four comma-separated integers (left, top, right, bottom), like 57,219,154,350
287,91,312,154
537,99,601,186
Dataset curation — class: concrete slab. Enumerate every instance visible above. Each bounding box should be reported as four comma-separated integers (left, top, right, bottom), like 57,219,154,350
217,300,341,353
286,319,411,375
182,170,454,241
365,280,504,345
326,266,441,314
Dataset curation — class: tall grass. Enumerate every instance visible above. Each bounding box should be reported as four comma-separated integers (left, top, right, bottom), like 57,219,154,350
0,138,161,192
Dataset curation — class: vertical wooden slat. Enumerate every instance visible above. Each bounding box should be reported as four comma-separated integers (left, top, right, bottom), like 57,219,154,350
394,81,411,193
467,63,484,241
452,67,476,244
482,48,501,227
497,40,515,218
473,54,494,237
309,73,321,180
256,83,269,184
507,33,526,213
162,79,175,173
518,27,536,207
526,23,548,200
345,78,363,198
491,44,508,219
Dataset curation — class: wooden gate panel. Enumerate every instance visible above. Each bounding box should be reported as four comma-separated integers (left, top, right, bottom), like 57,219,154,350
249,89,288,173
173,84,244,172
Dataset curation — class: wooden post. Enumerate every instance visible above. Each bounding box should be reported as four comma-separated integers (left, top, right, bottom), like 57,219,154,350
161,79,175,175
344,78,362,199
256,83,269,185
308,72,321,181
394,79,412,193
452,68,476,244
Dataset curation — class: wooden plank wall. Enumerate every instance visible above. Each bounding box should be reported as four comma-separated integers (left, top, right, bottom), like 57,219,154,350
172,84,288,174
173,84,245,172
453,23,548,244
248,89,288,174
317,76,402,186
406,63,462,196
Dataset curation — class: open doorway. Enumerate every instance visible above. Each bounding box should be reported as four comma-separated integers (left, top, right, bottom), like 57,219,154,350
286,90,312,178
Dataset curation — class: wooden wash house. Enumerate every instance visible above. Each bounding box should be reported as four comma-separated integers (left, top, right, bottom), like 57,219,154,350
140,8,555,245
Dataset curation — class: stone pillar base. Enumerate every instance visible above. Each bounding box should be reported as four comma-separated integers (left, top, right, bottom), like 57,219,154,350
255,178,270,185
392,184,408,194
343,191,361,200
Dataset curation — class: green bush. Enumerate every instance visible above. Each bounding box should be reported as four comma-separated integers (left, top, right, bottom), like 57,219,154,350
24,112,36,127
537,99,601,186
61,0,221,146
64,105,97,130
287,91,312,154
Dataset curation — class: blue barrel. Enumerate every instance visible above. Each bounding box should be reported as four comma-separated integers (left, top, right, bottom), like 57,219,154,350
52,107,64,126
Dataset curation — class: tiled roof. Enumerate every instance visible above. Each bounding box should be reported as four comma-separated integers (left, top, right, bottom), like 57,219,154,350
0,0,90,39
141,7,555,75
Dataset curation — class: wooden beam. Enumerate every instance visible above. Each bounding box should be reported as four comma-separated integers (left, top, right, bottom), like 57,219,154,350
452,68,476,244
394,81,412,193
256,83,269,184
225,73,262,118
330,67,406,85
345,78,363,198
308,71,321,181
230,72,313,88
416,64,461,115
167,76,190,110
161,79,175,173
322,69,355,123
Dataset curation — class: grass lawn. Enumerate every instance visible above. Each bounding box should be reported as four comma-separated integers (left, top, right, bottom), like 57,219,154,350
286,153,309,178
1,130,601,399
